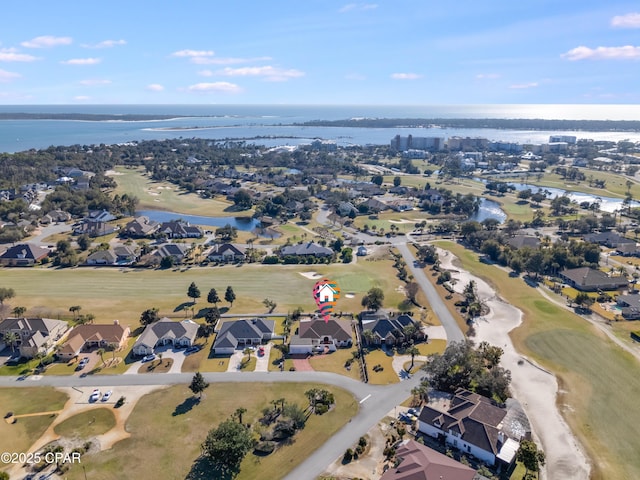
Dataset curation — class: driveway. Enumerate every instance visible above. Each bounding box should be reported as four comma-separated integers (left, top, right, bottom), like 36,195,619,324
123,346,186,374
227,349,249,371
254,344,271,372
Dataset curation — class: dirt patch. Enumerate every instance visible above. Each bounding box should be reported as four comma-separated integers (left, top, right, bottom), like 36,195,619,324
299,271,323,279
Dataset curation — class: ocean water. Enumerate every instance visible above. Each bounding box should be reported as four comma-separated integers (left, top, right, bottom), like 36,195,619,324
1,104,639,154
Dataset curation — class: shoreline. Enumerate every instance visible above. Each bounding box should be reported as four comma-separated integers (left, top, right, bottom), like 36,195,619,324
436,247,591,480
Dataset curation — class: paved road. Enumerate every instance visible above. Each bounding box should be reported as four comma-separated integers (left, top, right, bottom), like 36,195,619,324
27,222,72,247
396,242,465,344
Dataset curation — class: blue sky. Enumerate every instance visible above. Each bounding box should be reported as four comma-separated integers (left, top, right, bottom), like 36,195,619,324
0,0,639,104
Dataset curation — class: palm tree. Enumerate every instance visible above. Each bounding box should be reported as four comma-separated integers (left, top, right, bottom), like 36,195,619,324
408,346,420,370
234,407,247,424
69,305,82,319
96,348,106,366
2,331,19,353
11,306,26,318
243,347,252,363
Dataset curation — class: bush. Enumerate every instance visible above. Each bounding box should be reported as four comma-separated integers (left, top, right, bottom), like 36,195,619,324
254,441,276,455
315,404,329,415
343,448,353,463
262,255,280,264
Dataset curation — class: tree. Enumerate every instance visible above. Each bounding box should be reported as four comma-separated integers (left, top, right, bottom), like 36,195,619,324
371,174,384,186
263,298,277,313
393,176,402,187
96,348,106,366
77,234,91,251
2,331,19,353
69,305,82,319
225,286,236,307
201,419,254,475
243,347,253,363
160,255,174,269
361,287,384,311
233,189,253,209
408,346,420,370
205,306,220,325
207,288,220,306
11,306,26,318
517,440,546,476
187,282,201,303
282,403,307,429
189,371,209,398
405,282,419,304
140,307,160,326
216,224,238,242
0,287,15,305
233,407,247,424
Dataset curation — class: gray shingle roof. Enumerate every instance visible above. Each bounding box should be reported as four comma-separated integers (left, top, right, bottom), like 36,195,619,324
134,318,198,349
280,242,333,256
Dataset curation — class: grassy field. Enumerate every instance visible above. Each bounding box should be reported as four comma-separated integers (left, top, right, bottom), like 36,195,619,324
435,240,640,480
308,347,362,381
111,166,244,216
0,388,68,460
63,383,358,480
54,408,116,438
3,258,411,323
365,349,398,385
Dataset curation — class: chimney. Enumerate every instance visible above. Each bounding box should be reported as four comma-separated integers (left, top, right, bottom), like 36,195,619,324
113,319,119,325
497,431,505,446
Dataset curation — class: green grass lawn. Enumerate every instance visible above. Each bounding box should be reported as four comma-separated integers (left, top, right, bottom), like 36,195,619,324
435,240,640,480
3,258,411,323
365,349,398,385
238,356,257,371
0,388,68,459
62,383,358,480
110,166,244,216
308,347,362,381
54,408,116,438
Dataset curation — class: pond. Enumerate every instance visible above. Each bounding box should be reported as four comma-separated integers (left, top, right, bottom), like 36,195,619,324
468,198,507,224
137,210,261,231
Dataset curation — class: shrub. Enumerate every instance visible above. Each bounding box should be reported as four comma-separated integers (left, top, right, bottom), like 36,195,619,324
315,404,329,415
358,436,367,447
254,441,276,455
343,448,353,463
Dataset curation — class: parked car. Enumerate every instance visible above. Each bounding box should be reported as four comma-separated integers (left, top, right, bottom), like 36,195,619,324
184,346,201,355
89,389,101,402
102,390,112,402
76,357,89,370
258,346,265,356
408,408,419,416
141,354,156,363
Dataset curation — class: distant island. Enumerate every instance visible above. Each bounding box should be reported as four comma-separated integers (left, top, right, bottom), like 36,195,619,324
297,117,640,132
0,113,193,121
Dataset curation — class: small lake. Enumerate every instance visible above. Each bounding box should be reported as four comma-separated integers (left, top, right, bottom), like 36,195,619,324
137,210,261,231
469,198,507,223
475,178,639,213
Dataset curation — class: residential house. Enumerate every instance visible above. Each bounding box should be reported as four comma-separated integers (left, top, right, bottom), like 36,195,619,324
158,220,203,239
559,267,628,292
504,235,540,250
617,294,640,320
212,318,275,355
615,242,640,257
385,199,414,212
360,197,389,214
85,244,137,266
379,439,479,480
122,216,159,238
0,317,69,359
417,389,520,468
280,242,333,258
73,210,118,237
289,317,352,355
361,313,423,346
0,244,50,266
57,321,130,359
206,243,246,263
337,201,358,217
132,318,199,356
40,210,72,225
584,231,634,248
152,243,191,264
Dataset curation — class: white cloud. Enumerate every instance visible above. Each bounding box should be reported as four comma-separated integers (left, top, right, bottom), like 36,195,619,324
0,69,21,82
391,72,422,80
186,82,242,93
60,57,102,65
339,3,378,13
21,35,72,48
0,49,39,62
219,65,304,81
73,95,91,101
509,82,538,89
83,39,127,48
562,45,640,60
146,83,165,92
171,49,214,57
476,73,501,79
79,79,111,86
611,13,640,28
191,56,272,65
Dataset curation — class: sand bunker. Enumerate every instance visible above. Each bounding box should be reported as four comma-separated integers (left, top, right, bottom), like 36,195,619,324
345,293,355,298
299,271,323,279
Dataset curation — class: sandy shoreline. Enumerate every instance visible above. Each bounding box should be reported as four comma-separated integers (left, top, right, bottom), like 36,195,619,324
436,248,590,480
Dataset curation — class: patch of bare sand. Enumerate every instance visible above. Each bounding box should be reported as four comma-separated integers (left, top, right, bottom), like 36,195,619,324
8,385,165,479
299,271,323,279
436,248,590,480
